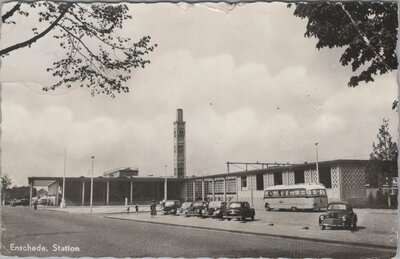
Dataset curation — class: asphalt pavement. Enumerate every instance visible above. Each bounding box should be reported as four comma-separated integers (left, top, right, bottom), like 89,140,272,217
1,206,397,258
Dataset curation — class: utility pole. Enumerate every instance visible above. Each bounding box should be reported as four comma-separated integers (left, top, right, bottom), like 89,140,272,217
60,149,67,208
164,165,168,201
90,156,95,212
315,143,319,176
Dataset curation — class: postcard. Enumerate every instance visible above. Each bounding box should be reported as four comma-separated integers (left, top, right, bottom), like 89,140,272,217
0,1,397,258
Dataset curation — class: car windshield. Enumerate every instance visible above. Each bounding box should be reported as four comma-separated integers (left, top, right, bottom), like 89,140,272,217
165,201,175,206
328,204,347,210
209,201,222,208
229,202,242,209
181,202,192,208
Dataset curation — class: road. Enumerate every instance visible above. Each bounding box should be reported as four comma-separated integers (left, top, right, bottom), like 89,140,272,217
1,207,396,258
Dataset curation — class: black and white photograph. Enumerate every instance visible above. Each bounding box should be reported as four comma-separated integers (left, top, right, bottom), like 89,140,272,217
0,1,398,258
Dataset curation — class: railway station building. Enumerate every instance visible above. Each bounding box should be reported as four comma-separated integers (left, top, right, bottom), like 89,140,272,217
27,109,396,208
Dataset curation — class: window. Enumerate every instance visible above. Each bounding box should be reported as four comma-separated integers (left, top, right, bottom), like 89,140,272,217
294,169,305,184
319,167,332,188
241,176,247,189
299,189,306,195
311,189,326,196
256,174,264,190
274,172,283,185
272,190,280,197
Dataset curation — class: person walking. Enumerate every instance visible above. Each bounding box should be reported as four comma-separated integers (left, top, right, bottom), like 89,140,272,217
135,204,139,214
150,200,157,218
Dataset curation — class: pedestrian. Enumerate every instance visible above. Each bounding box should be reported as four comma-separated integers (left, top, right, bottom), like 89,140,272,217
150,200,157,218
33,199,38,210
135,204,139,214
126,206,130,214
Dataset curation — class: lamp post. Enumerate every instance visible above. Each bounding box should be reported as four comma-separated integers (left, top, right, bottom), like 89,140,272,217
164,165,168,202
60,149,67,208
315,143,319,175
90,155,95,212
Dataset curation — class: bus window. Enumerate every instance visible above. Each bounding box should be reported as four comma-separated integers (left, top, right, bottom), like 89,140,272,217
289,189,295,196
300,189,306,195
272,190,279,197
311,189,327,196
294,189,300,196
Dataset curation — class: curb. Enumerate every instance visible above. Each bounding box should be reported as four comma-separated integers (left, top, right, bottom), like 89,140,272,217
104,215,397,251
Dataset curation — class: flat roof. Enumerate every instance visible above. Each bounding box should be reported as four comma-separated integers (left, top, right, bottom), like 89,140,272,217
185,159,389,180
28,176,184,185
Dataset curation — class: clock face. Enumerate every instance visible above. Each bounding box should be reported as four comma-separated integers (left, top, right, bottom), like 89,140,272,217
178,129,184,135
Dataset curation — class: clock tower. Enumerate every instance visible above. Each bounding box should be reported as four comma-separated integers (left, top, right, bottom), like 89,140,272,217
173,109,186,178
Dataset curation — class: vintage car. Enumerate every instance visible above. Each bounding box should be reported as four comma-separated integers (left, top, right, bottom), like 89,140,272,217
11,198,29,207
319,202,358,230
186,201,208,217
201,201,227,218
223,201,255,221
161,200,181,215
178,202,193,215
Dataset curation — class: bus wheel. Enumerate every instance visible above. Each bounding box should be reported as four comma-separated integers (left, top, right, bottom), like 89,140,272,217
265,205,271,211
320,225,325,230
291,207,298,212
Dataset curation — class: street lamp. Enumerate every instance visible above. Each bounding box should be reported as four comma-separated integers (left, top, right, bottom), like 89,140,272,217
164,165,168,202
90,155,95,212
60,149,67,208
315,143,319,175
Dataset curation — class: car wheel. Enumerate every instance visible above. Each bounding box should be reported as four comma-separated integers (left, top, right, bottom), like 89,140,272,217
320,225,325,230
352,221,357,230
227,218,232,221
251,215,254,221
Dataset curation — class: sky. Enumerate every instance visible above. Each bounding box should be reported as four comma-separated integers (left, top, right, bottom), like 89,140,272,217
0,2,398,186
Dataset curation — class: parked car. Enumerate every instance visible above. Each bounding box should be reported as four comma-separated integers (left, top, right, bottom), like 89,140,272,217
11,199,29,207
224,201,255,221
162,200,181,215
39,197,48,205
319,202,357,230
178,202,193,215
202,201,227,218
186,201,208,217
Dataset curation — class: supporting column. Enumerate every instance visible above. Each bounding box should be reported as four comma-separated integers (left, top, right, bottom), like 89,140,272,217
223,178,227,202
212,179,215,201
29,181,33,206
236,177,239,201
81,181,85,206
192,181,196,201
55,181,60,206
250,174,254,207
130,181,133,204
106,181,110,205
201,180,205,201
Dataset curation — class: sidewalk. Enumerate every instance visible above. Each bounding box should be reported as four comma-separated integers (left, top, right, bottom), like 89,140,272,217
104,212,397,250
41,205,159,214
42,206,397,249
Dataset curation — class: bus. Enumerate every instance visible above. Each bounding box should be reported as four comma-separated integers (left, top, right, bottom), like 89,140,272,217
263,184,328,211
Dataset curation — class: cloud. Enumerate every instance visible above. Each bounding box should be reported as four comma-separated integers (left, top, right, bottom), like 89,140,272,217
0,3,397,186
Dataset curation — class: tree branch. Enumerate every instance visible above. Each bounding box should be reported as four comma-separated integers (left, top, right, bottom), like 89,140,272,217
2,3,21,23
0,3,71,56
